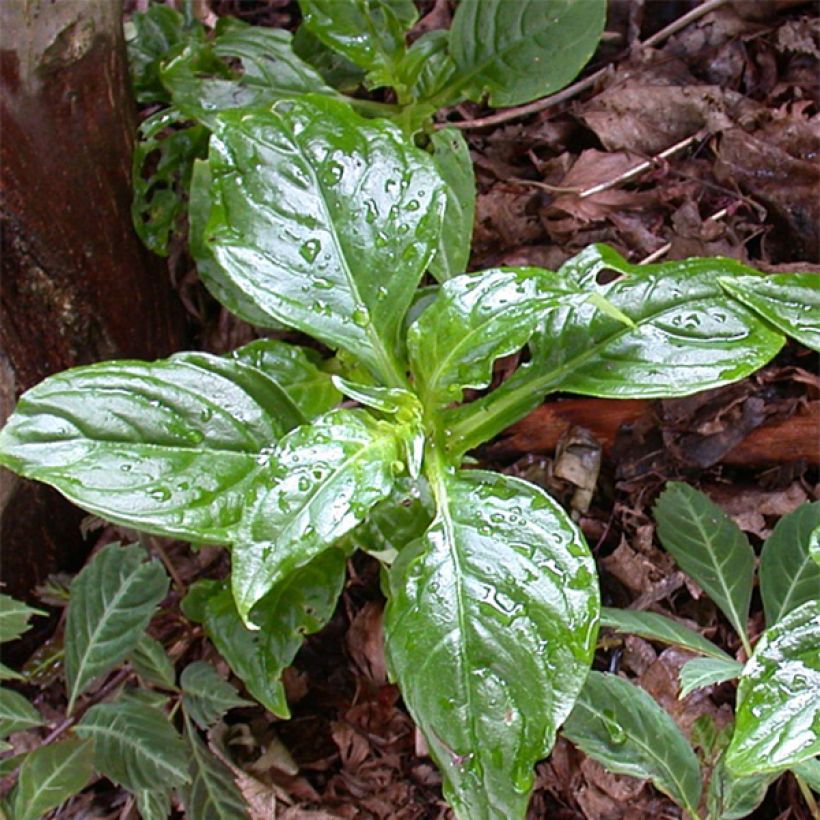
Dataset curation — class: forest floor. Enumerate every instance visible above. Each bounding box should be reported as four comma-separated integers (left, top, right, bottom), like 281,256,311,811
14,0,820,817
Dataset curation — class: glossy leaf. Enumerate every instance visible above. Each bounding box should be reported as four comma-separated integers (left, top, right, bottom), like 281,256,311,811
760,501,820,627
678,657,743,699
202,97,445,385
385,470,599,818
726,600,820,775
183,549,346,718
600,607,734,662
401,30,459,108
563,672,702,816
292,24,366,92
76,699,189,791
0,689,42,737
232,409,400,620
136,788,172,820
707,755,774,820
64,543,168,712
655,482,755,650
129,635,177,689
449,0,606,107
0,353,295,544
181,661,251,729
180,715,248,819
719,273,820,352
812,526,820,567
12,738,94,820
0,594,44,645
408,268,583,409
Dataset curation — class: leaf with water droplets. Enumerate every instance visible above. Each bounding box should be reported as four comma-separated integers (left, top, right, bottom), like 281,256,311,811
384,470,598,818
201,96,446,385
726,600,820,775
563,672,702,817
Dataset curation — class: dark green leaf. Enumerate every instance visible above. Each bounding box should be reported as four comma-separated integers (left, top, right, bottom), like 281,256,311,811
0,689,42,737
385,470,598,818
655,483,755,651
760,502,820,627
563,672,702,816
202,97,445,385
719,273,820,352
0,751,26,779
449,0,606,107
181,661,251,729
135,788,172,820
292,24,366,91
600,607,734,662
233,409,400,620
76,699,189,791
128,635,177,689
400,31,460,108
707,754,774,820
12,738,94,820
0,353,294,544
726,600,820,775
65,543,168,712
678,657,743,699
0,594,45,645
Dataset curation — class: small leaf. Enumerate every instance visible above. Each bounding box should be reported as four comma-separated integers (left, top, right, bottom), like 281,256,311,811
792,758,820,793
760,501,820,626
654,483,755,651
12,738,94,820
678,657,743,699
0,594,45,644
181,661,251,729
65,543,169,711
719,273,820,352
292,24,366,91
385,470,599,818
128,635,177,689
75,699,190,791
707,754,774,820
135,788,172,820
726,600,820,775
0,751,25,778
233,409,399,621
449,0,606,107
400,30,459,108
600,607,734,662
0,689,42,737
563,671,702,817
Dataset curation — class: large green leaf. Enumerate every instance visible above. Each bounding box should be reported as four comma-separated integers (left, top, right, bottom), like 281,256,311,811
719,273,820,352
600,608,734,662
760,502,820,627
12,738,94,820
0,353,297,544
385,470,599,818
563,672,702,817
64,543,168,712
445,246,785,456
678,657,743,699
726,600,820,775
181,661,251,729
654,483,755,652
202,96,446,385
449,0,606,107
183,549,346,718
707,755,774,820
75,699,190,791
128,635,177,689
232,409,399,620
0,594,44,645
0,689,42,737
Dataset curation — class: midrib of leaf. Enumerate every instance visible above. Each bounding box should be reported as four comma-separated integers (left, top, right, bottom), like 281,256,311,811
26,743,89,807
185,716,237,817
769,554,814,625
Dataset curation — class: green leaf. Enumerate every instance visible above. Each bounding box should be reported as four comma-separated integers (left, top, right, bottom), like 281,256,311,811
726,600,820,775
400,30,459,108
202,96,445,385
563,672,702,817
408,268,583,409
678,657,743,699
449,0,606,107
760,502,820,627
0,689,42,737
707,754,774,820
232,409,400,621
0,751,26,779
0,352,297,544
128,635,177,689
385,470,599,818
792,758,820,792
135,788,172,820
812,527,820,567
0,594,45,644
64,543,169,711
75,699,190,791
654,483,755,652
719,273,820,352
600,607,734,662
292,24,366,92
183,549,346,718
181,661,251,729
12,738,94,820
180,715,249,819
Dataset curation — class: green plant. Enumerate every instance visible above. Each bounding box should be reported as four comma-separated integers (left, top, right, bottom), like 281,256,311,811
0,93,816,816
0,543,250,818
563,487,820,819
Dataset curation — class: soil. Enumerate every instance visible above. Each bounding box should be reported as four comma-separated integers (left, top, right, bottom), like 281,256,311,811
4,1,820,818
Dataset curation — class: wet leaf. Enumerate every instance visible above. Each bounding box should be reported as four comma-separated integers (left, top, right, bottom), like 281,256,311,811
129,635,177,689
181,661,251,729
385,470,598,818
707,754,774,820
0,689,42,737
678,657,743,699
